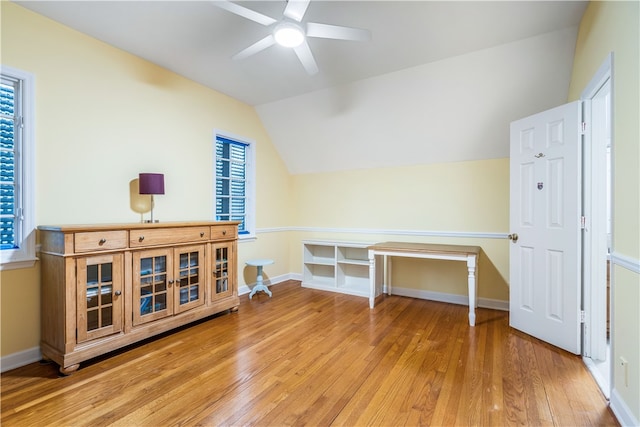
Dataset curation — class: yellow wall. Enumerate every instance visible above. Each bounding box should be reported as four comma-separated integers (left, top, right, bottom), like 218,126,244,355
0,2,293,357
0,1,513,361
0,266,40,356
6,10,636,422
290,158,511,301
568,0,640,420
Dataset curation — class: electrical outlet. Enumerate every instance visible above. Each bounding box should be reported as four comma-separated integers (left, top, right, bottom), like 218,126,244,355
620,357,629,387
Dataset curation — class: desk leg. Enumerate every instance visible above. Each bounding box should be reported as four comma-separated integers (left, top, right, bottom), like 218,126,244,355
387,255,392,296
368,249,375,308
467,255,478,326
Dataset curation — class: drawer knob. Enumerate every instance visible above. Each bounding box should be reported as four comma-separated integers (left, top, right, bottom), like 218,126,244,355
138,236,145,242
222,230,227,235
99,238,107,245
200,232,205,237
114,290,122,296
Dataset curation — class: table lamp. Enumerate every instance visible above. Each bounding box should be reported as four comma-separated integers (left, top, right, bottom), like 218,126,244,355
139,173,164,223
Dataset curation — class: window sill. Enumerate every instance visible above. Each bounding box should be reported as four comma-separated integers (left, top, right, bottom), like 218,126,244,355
0,257,38,271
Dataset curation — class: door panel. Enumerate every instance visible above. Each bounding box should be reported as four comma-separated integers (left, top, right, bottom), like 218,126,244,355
133,248,173,326
174,245,206,313
509,101,581,354
77,254,123,343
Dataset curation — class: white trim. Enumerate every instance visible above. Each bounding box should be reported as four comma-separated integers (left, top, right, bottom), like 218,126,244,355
0,65,36,270
389,286,509,311
581,53,614,100
238,272,301,295
610,388,639,427
611,252,640,274
257,226,506,239
583,355,611,400
240,273,509,311
213,129,256,240
0,256,38,271
581,54,613,363
0,346,41,373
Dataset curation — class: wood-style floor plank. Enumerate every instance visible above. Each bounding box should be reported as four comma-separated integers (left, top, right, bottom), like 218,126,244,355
1,280,618,426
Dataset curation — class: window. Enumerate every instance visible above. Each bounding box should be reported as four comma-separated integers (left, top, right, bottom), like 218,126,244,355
1,66,35,270
214,133,255,239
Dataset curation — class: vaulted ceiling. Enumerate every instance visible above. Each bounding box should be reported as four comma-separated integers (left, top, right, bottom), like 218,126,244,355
16,1,588,173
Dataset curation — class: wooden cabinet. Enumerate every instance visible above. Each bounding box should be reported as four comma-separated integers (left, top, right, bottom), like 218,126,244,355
38,221,239,375
302,240,373,298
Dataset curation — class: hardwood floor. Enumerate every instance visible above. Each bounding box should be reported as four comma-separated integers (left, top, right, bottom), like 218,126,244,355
1,280,618,426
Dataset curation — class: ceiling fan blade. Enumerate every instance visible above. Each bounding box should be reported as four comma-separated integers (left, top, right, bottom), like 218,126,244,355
306,22,371,42
232,35,276,60
293,41,319,75
283,0,310,22
212,1,277,26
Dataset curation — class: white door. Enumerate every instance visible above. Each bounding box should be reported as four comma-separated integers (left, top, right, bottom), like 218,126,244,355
509,101,582,354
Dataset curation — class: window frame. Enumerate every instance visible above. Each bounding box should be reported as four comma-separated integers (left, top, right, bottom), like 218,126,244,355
214,130,255,241
0,65,36,270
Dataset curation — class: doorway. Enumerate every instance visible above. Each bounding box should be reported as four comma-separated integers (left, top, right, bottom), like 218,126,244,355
581,54,613,399
508,54,613,397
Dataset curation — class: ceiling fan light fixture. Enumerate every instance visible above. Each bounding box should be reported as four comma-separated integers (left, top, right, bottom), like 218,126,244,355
273,22,305,48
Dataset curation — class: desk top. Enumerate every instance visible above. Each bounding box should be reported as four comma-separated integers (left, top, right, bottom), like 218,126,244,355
368,242,481,256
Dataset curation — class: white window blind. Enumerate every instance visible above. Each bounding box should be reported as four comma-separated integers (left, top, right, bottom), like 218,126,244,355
215,136,250,235
1,65,35,270
0,75,21,250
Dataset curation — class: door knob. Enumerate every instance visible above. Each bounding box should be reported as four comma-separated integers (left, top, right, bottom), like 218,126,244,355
508,233,519,243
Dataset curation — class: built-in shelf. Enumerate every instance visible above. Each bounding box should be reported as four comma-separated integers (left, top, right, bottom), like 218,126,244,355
302,240,373,298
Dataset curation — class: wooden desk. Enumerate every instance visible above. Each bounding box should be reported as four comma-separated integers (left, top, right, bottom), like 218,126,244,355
367,242,481,326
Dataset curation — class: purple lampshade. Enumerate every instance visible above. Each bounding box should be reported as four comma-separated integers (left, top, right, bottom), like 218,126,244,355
139,173,165,195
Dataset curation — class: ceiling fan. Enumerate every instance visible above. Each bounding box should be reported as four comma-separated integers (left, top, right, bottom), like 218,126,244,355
213,0,371,75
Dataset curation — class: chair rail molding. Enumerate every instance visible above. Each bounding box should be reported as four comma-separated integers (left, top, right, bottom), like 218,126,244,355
257,226,507,240
610,251,640,274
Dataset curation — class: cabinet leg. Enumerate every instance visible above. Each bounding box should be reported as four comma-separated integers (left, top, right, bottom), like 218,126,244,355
59,364,80,376
230,305,239,312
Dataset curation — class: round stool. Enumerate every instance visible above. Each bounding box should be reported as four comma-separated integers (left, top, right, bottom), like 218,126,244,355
246,259,274,299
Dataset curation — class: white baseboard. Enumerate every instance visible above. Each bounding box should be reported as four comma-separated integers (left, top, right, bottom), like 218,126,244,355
1,346,41,373
240,276,509,311
583,356,610,400
239,273,302,295
389,286,509,311
610,388,639,427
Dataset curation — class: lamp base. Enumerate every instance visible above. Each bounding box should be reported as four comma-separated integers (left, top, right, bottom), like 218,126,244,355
143,219,160,223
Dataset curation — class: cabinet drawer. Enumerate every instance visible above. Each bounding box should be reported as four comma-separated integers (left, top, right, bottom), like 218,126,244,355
211,225,237,240
75,231,128,253
130,227,210,247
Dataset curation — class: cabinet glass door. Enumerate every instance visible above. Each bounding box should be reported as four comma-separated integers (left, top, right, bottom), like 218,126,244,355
133,249,173,326
212,242,234,300
174,245,205,313
77,254,123,343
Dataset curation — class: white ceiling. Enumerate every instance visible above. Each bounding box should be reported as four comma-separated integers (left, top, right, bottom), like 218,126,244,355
15,0,588,174
15,1,587,106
